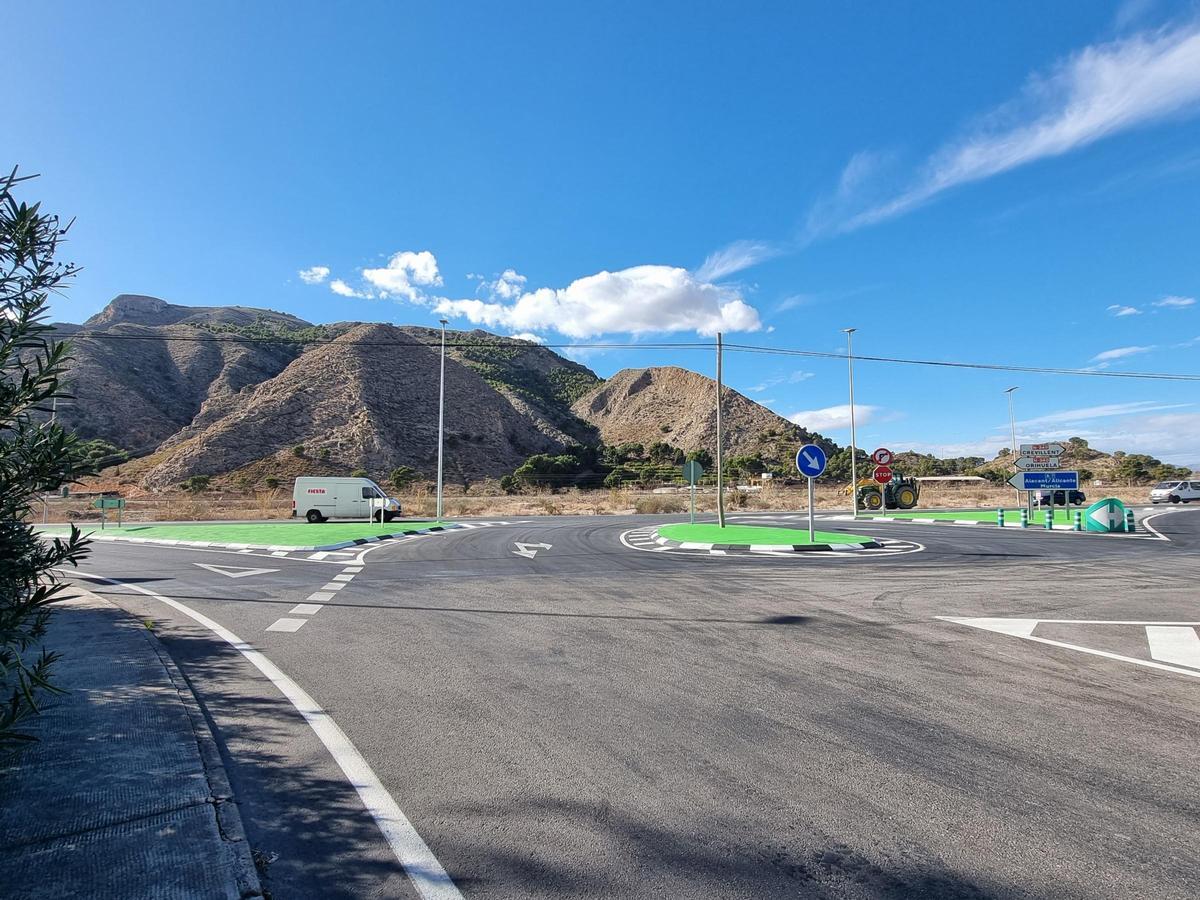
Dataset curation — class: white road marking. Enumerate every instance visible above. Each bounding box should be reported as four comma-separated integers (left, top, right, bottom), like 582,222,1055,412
1146,626,1200,669
308,591,336,603
266,617,308,632
65,569,463,900
512,541,552,559
332,573,355,582
193,563,280,579
322,582,347,591
290,604,324,616
271,551,288,557
342,566,364,573
308,551,330,560
940,617,1200,681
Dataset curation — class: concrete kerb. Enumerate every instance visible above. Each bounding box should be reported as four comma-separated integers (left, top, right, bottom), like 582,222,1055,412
650,530,882,553
0,587,263,899
41,522,464,553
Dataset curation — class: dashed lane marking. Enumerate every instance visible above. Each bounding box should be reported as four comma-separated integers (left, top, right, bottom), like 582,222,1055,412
290,604,324,616
266,617,308,633
322,582,347,591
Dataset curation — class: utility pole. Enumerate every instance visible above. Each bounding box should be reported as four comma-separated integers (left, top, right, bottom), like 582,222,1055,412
715,332,725,528
1005,386,1020,508
436,319,448,520
843,328,859,518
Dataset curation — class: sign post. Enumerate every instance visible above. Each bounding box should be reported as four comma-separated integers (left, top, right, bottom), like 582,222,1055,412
681,460,704,525
795,444,828,543
1016,443,1067,517
92,497,125,530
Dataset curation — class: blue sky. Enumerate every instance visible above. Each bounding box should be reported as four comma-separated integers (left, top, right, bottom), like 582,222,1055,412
11,1,1200,464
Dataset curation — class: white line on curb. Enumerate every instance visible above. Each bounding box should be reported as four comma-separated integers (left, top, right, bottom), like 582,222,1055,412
64,569,464,900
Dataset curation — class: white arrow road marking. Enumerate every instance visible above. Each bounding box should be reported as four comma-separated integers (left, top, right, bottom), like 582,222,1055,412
1146,626,1200,669
513,541,552,559
193,563,280,578
940,617,1200,680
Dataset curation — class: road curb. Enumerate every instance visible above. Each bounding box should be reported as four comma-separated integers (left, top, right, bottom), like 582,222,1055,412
41,522,465,552
650,530,882,552
133,596,263,898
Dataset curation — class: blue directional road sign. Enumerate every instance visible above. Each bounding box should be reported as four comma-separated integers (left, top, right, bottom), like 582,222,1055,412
1007,470,1079,491
795,444,828,478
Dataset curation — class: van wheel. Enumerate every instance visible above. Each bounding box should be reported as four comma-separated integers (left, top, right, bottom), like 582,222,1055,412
305,509,325,523
383,511,396,523
1170,496,1181,504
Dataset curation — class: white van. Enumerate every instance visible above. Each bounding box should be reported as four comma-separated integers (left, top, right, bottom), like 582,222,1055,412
292,477,402,523
1149,480,1200,504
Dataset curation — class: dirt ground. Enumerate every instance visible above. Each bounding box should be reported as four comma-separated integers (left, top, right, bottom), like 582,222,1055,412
32,482,1155,523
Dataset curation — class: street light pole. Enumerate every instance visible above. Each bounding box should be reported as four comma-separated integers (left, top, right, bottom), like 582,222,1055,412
715,332,725,528
436,319,448,520
1005,386,1020,508
843,328,859,518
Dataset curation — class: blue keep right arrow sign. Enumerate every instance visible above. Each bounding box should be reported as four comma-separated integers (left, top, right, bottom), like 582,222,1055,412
795,444,828,478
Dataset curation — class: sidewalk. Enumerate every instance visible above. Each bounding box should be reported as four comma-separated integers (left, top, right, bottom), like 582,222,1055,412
0,588,262,899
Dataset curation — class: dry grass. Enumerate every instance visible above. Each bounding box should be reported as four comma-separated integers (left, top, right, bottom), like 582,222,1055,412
30,481,1156,524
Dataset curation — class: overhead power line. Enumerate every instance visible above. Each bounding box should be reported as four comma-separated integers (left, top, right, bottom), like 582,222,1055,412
60,329,1200,382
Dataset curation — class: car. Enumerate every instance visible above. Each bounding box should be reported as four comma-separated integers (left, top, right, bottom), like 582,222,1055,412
1031,489,1086,508
292,476,403,523
1150,480,1200,504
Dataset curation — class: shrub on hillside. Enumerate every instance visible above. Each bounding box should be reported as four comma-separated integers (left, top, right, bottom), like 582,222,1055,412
1,168,91,756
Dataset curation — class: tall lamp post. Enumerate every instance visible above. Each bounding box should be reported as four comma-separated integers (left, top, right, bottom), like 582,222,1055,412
715,332,725,528
436,319,448,520
1005,386,1020,508
843,328,859,517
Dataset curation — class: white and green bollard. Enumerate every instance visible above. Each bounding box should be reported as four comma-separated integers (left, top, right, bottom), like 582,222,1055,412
1073,510,1082,531
997,509,1005,527
1044,509,1053,530
1125,509,1136,533
1020,509,1029,528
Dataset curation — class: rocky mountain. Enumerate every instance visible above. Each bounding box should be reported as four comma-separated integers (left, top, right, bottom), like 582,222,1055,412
53,295,836,489
572,366,832,463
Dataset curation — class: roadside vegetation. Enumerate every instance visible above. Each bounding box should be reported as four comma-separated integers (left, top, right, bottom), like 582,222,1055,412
1,167,91,757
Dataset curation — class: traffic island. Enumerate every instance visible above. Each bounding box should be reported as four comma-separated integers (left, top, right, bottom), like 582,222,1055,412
654,523,881,552
35,520,460,552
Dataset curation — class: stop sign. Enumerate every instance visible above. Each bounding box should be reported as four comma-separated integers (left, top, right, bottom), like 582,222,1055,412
873,465,893,484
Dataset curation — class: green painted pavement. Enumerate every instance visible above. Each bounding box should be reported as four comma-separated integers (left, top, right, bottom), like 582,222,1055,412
658,523,874,545
37,521,450,546
879,508,1082,524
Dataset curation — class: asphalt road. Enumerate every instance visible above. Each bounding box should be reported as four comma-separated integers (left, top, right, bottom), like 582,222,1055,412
64,508,1200,899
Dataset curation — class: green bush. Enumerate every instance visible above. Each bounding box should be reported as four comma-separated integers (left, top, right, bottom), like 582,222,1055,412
182,475,210,494
1,169,91,756
350,468,368,478
390,466,418,491
292,444,305,457
264,476,280,490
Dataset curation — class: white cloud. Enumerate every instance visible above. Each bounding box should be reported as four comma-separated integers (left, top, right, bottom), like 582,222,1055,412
750,370,816,392
832,22,1200,232
1013,400,1191,428
298,265,330,284
694,239,780,281
1107,304,1142,316
787,404,885,431
480,269,527,300
362,250,443,301
330,279,372,299
1091,344,1156,361
1153,294,1196,308
434,264,761,338
509,332,545,344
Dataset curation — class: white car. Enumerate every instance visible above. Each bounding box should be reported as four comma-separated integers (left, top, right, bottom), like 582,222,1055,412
1149,480,1200,504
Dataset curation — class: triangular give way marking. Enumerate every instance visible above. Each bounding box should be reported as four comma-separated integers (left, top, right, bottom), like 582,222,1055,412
193,563,280,579
938,617,1200,681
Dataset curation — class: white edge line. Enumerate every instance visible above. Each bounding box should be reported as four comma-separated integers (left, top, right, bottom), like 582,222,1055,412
937,617,1200,680
62,568,463,900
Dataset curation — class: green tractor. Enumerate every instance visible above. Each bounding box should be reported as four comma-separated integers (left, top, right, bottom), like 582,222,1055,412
851,471,920,511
